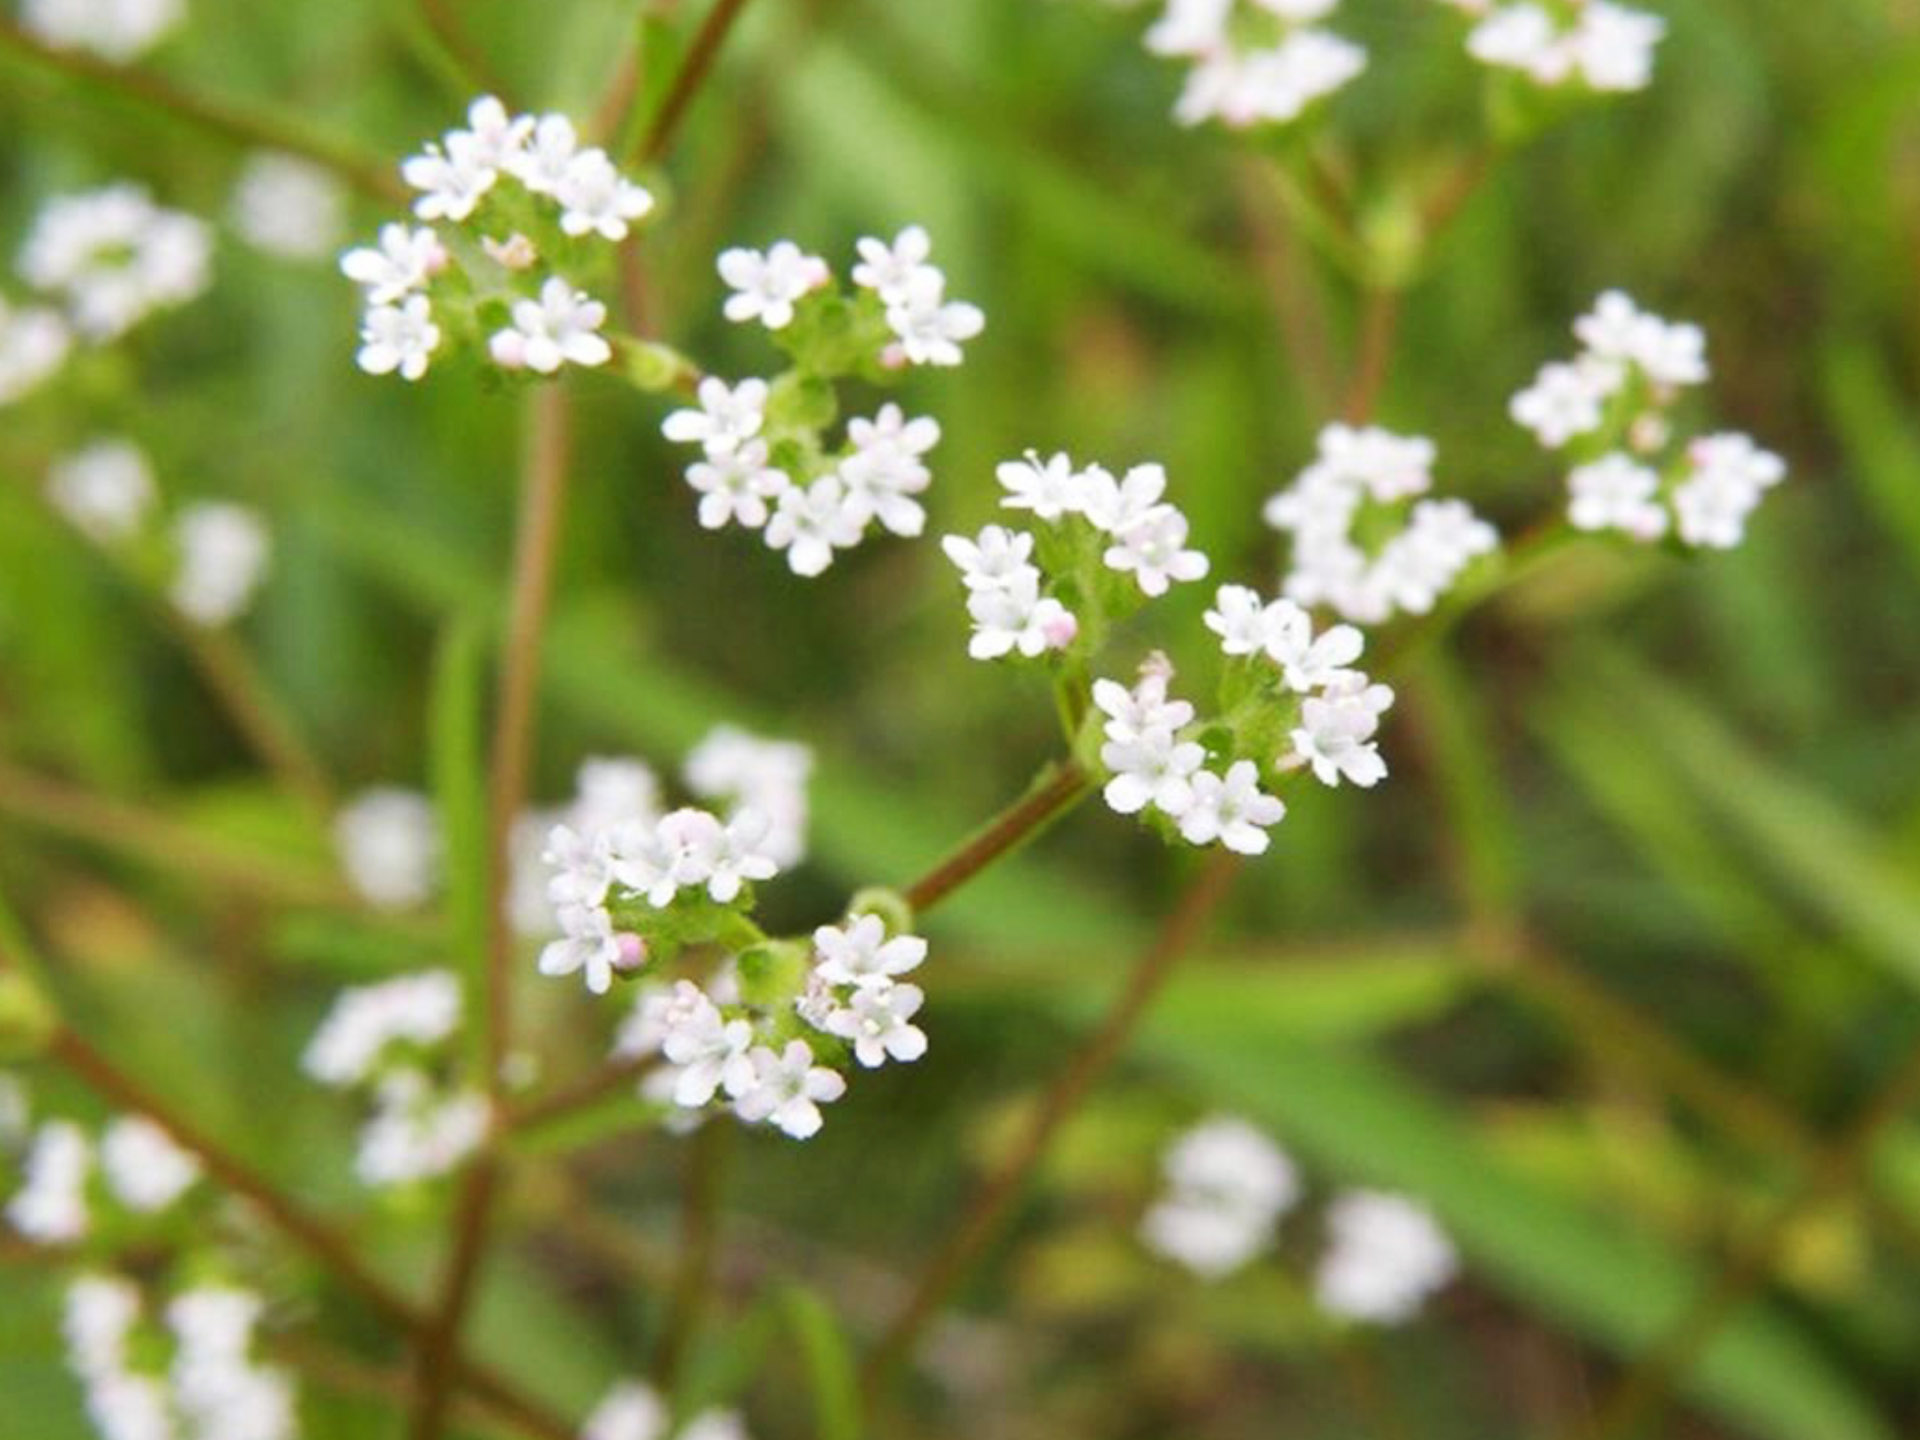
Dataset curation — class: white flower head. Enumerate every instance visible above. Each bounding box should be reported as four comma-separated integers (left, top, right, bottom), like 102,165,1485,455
996,450,1085,521
489,277,611,373
687,439,791,531
839,403,939,537
813,913,926,989
663,377,769,459
0,296,72,405
851,224,936,305
335,788,441,910
1567,453,1668,541
1104,505,1210,597
824,981,928,1068
402,131,497,222
340,223,447,305
47,439,156,544
100,1115,200,1214
170,502,270,626
358,294,441,381
659,982,757,1107
1315,1189,1458,1324
23,0,184,61
232,153,345,261
964,568,1076,659
1290,672,1394,788
303,970,463,1087
733,1040,846,1140
583,1379,669,1440
8,1120,92,1243
718,240,831,330
1178,761,1287,854
20,183,212,340
354,1069,490,1186
941,524,1036,590
556,148,655,241
883,268,984,366
764,475,868,577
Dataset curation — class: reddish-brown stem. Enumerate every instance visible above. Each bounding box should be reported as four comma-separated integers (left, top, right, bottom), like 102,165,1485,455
859,850,1243,1399
901,761,1091,914
1342,285,1402,425
0,18,402,200
640,0,758,162
503,1053,654,1134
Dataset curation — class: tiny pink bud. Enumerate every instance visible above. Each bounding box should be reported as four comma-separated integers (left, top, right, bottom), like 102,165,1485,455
613,933,648,976
1041,609,1079,650
879,342,909,372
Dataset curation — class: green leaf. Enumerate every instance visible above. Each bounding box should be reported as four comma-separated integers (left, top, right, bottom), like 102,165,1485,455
776,1285,863,1440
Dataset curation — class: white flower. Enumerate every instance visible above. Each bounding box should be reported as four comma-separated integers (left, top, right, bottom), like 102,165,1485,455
1267,600,1365,693
540,903,627,995
573,757,663,833
1575,290,1706,387
8,1120,92,1242
1567,453,1668,540
489,277,611,372
1569,2,1665,92
1178,761,1287,854
813,914,926,989
883,269,984,366
544,821,621,910
1145,0,1232,58
0,296,72,405
510,113,579,195
1510,357,1620,447
733,1041,846,1139
335,788,440,909
357,294,440,380
63,1273,140,1380
718,240,830,329
354,1069,489,1186
1314,1189,1457,1324
679,1410,752,1440
1466,3,1567,82
824,982,929,1067
1203,584,1270,656
663,376,769,458
583,1379,669,1440
684,727,813,869
47,439,156,544
941,524,1037,590
682,807,781,903
20,183,211,341
838,404,939,537
401,131,497,222
1290,672,1394,788
1092,666,1194,743
170,502,269,625
1142,1115,1299,1278
764,476,868,577
995,450,1085,520
231,153,345,261
964,568,1076,659
1672,432,1785,549
686,439,790,531
23,0,183,61
460,95,536,171
1104,505,1210,596
1078,462,1170,534
168,1283,298,1440
1102,726,1205,818
340,223,447,305
660,985,757,1107
851,225,936,304
303,970,463,1087
556,149,655,241
100,1116,199,1213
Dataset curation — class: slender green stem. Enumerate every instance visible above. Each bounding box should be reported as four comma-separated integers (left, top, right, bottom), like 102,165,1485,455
0,18,403,200
900,760,1092,915
173,618,336,821
654,1123,733,1391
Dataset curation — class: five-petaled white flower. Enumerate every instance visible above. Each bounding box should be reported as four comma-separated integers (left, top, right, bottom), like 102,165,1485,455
764,476,868,577
489,277,611,373
813,914,926,989
339,223,447,305
718,241,831,330
733,1041,846,1139
1104,506,1210,596
357,295,440,381
663,377,769,458
1178,761,1287,855
824,983,929,1068
687,440,790,530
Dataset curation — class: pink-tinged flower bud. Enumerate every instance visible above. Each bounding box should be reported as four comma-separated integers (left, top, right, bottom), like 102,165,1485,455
1628,412,1669,454
482,233,537,271
879,342,909,371
1040,607,1079,651
613,932,648,976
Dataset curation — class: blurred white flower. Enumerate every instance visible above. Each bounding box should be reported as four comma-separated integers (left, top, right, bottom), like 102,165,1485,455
334,788,441,910
169,502,269,625
231,153,344,260
20,184,211,341
47,439,156,544
99,1116,200,1214
304,970,463,1088
22,0,184,62
1314,1189,1457,1323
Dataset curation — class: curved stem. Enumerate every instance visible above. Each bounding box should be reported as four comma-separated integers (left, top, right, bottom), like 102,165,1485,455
859,849,1242,1401
174,620,336,820
0,18,403,201
900,761,1091,915
639,0,759,163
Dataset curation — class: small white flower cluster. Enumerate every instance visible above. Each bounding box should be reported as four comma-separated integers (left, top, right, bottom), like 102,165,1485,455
1441,0,1665,94
0,291,73,406
538,806,780,996
343,96,653,383
1140,1116,1299,1277
333,787,440,910
64,1275,297,1440
1511,291,1786,549
45,437,275,627
1140,1119,1458,1323
1263,424,1499,626
1144,0,1366,129
1204,586,1397,789
21,0,183,63
302,970,487,1187
230,152,345,262
943,452,1209,661
1314,1188,1460,1323
6,1115,202,1244
19,183,212,343
583,1377,749,1440
661,226,981,576
613,908,932,1142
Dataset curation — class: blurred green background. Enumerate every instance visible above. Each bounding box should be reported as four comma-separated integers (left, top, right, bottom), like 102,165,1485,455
3,0,1920,1436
